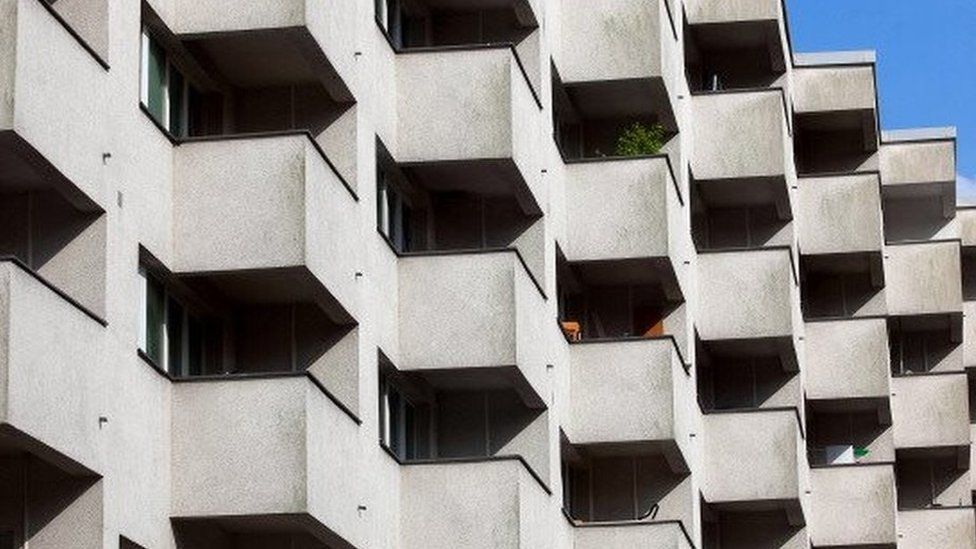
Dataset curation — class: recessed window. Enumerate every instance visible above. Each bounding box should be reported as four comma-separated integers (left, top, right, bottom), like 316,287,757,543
139,28,196,137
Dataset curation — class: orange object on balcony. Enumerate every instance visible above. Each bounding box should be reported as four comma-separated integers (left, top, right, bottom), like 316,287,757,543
561,321,582,342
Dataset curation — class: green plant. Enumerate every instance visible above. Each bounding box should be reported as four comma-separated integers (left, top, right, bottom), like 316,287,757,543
614,122,667,157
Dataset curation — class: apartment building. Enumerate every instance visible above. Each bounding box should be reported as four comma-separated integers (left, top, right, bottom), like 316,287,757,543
0,0,971,547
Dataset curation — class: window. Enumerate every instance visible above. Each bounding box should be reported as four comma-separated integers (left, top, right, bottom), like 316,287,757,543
140,28,194,137
138,267,217,376
376,162,413,252
379,374,420,460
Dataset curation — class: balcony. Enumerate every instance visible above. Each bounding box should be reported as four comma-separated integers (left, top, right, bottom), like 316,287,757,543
885,241,962,318
399,459,549,549
397,250,548,405
891,374,970,451
170,376,362,548
173,133,360,322
702,409,807,523
880,131,957,239
796,173,883,256
805,318,890,401
574,522,693,549
793,53,879,174
690,90,792,220
898,508,976,549
563,155,687,279
568,338,693,467
809,465,896,547
696,248,799,363
166,0,357,93
395,46,543,212
1,0,110,211
0,259,106,474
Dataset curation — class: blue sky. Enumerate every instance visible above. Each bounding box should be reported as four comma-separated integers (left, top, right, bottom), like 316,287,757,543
786,0,976,201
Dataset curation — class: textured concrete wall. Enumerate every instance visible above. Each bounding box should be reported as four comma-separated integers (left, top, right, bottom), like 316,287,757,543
574,522,692,549
399,460,548,549
398,251,548,400
697,249,796,341
797,173,883,255
809,465,896,547
892,375,970,449
569,339,686,446
959,209,976,247
804,318,890,400
898,509,976,549
686,0,781,24
557,0,663,83
48,0,109,61
793,65,875,114
0,262,106,474
703,410,803,503
5,0,109,209
564,157,674,263
885,241,962,316
171,376,362,546
881,141,956,185
692,91,789,181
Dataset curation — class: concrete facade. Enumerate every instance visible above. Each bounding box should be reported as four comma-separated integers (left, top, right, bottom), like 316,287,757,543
0,0,971,548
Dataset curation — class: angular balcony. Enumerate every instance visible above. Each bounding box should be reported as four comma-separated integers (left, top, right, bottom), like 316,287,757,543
889,315,963,375
0,436,103,549
397,250,548,405
378,358,550,488
891,374,970,451
561,438,692,531
399,459,549,549
568,338,693,469
563,155,687,286
797,173,884,256
805,318,890,401
897,451,971,510
702,409,808,524
690,90,793,224
807,404,894,466
574,522,694,549
0,259,106,475
171,376,362,549
809,465,896,547
881,130,957,241
1,0,110,211
396,46,544,213
793,53,879,174
685,0,789,92
697,248,799,366
898,508,976,549
166,0,357,99
885,241,962,319
701,506,808,549
173,133,360,322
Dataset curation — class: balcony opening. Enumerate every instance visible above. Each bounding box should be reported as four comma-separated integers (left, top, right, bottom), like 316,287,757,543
552,65,678,161
800,254,884,319
794,112,878,175
691,174,791,251
882,186,956,242
376,139,542,255
806,402,892,466
0,178,106,316
561,437,691,524
888,315,962,375
173,519,343,549
378,356,547,476
701,501,804,549
896,450,971,509
697,338,799,412
138,254,356,387
556,251,684,346
377,0,537,49
963,253,976,302
0,428,102,549
44,0,110,63
684,20,786,92
140,4,356,183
